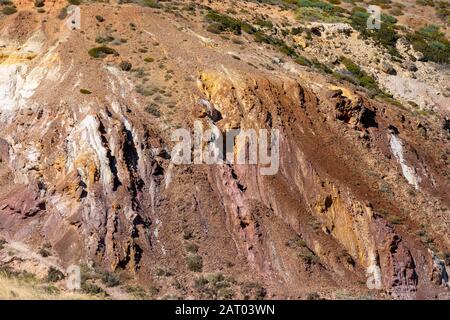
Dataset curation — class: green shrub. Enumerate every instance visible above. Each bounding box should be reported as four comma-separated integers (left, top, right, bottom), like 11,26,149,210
193,273,232,299
387,215,404,225
205,11,256,35
298,250,319,264
286,236,308,248
2,6,17,15
145,104,161,117
81,282,105,295
43,284,60,295
186,254,203,272
0,269,36,283
218,288,234,299
205,273,225,286
46,267,65,282
298,0,334,11
88,46,118,58
80,89,92,94
194,276,209,289
295,56,312,66
351,6,367,14
34,0,45,7
142,0,161,9
296,6,347,23
182,2,196,12
206,23,224,34
255,18,273,28
241,282,266,300
101,272,120,287
312,58,333,74
18,271,37,283
125,284,147,299
148,285,160,296
135,85,154,96
406,25,449,64
253,32,297,57
185,243,199,254
369,0,393,9
306,291,321,300
193,277,216,298
68,0,81,5
339,57,379,92
0,266,17,278
291,26,304,35
95,35,114,44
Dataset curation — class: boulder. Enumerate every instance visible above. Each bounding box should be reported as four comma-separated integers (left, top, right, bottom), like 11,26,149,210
403,61,417,72
381,61,397,75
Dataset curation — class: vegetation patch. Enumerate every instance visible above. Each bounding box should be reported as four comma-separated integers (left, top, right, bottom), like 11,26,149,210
240,281,266,300
38,243,52,257
124,284,148,299
293,0,348,22
338,57,379,92
46,267,65,283
185,242,199,254
387,215,404,225
88,46,118,58
80,89,92,95
296,7,347,23
350,10,400,57
186,254,203,272
101,272,120,287
2,6,17,15
193,273,234,299
298,250,320,265
81,282,105,296
34,0,45,8
141,0,161,9
95,35,114,44
286,236,308,248
406,25,449,64
205,11,256,35
145,103,161,117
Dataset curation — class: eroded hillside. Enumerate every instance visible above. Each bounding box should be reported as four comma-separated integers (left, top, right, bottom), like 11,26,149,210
0,0,449,300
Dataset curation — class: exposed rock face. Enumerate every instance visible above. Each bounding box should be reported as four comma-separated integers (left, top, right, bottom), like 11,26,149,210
199,70,450,299
0,1,448,300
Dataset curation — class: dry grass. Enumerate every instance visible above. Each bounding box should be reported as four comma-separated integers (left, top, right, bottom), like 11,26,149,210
0,274,100,300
